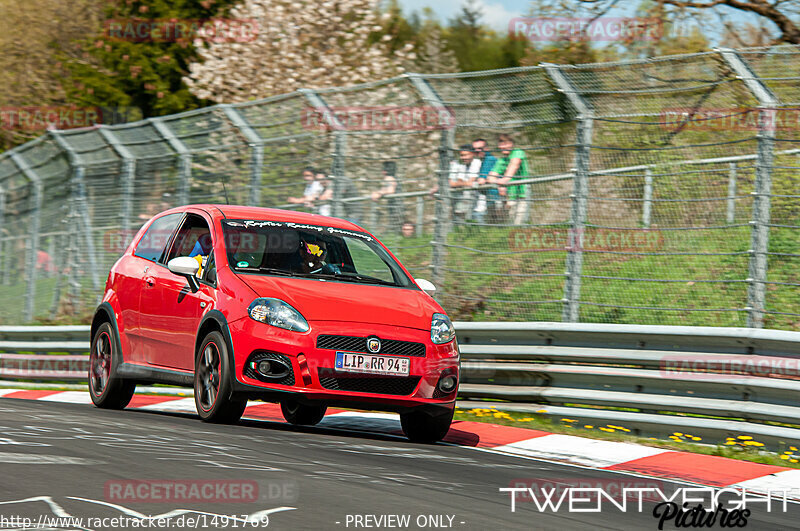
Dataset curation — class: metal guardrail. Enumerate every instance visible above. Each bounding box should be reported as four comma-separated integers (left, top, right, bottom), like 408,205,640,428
3,323,800,448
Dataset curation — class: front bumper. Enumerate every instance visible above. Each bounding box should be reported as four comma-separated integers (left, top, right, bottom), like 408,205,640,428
227,318,459,411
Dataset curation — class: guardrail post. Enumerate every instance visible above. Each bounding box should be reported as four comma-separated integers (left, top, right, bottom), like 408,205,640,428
50,132,100,292
299,89,347,218
151,118,191,206
221,105,264,206
545,64,594,323
407,73,455,292
719,48,778,329
9,153,43,322
98,127,136,233
727,162,737,224
642,167,653,228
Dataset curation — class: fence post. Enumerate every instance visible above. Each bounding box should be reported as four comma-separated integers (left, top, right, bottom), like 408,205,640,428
221,105,264,206
299,89,347,218
416,196,424,237
407,73,454,291
718,48,778,329
0,184,6,285
10,153,43,322
50,132,100,292
98,127,136,233
151,118,192,206
642,167,653,228
727,162,738,224
544,64,593,323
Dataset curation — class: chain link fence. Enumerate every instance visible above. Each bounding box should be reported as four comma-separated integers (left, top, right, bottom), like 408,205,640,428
0,45,797,329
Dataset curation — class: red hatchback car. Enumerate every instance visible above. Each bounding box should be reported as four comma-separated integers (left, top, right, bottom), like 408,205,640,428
89,205,459,442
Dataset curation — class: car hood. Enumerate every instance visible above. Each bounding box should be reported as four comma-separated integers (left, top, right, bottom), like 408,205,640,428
236,274,439,331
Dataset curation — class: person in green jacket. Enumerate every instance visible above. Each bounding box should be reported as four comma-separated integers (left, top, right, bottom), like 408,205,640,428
487,133,530,225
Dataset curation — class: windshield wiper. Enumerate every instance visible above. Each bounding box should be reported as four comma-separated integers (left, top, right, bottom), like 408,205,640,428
314,271,395,286
236,266,297,277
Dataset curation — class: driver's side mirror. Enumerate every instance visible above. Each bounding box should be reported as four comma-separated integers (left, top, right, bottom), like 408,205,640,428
415,278,436,296
168,257,200,293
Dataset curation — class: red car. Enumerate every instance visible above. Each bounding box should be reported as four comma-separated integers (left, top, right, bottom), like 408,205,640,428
89,205,459,442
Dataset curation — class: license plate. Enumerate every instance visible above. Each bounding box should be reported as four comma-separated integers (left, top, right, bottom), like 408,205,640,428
334,351,410,376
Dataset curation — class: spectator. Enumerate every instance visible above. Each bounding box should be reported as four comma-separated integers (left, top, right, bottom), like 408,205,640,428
287,167,323,208
313,172,333,216
488,134,530,225
473,138,499,223
371,161,403,229
446,144,481,222
401,220,415,238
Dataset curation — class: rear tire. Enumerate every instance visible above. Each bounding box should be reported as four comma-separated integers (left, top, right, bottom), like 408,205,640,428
89,322,135,409
281,400,327,426
400,407,454,443
194,331,246,423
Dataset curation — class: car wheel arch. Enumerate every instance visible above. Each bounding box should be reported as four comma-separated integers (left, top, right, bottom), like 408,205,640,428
91,302,126,376
195,310,238,386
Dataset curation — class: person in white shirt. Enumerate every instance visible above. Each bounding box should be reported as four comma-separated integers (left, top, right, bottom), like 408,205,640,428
448,145,482,222
287,167,324,209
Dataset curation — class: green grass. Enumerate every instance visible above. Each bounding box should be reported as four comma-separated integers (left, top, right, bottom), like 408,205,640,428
454,406,800,469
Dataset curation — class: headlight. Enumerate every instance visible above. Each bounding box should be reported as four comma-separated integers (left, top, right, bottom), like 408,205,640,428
431,313,455,344
248,298,309,332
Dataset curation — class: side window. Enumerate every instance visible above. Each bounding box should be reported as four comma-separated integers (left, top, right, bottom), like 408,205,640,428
345,239,395,284
134,213,182,263
166,214,213,278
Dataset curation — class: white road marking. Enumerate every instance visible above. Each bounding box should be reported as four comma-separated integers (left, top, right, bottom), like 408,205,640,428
492,433,672,468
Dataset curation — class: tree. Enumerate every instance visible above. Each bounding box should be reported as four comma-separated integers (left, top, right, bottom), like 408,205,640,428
63,0,241,119
186,0,413,103
447,0,529,71
577,0,800,44
0,0,105,149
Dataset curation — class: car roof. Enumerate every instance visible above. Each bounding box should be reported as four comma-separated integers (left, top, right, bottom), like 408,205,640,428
186,204,366,232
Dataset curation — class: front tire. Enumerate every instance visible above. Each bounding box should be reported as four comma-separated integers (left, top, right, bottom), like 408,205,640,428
400,407,454,443
194,331,246,423
281,400,327,426
89,322,135,409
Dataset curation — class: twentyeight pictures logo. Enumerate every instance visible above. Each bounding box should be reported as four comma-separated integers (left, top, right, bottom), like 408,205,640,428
509,17,663,42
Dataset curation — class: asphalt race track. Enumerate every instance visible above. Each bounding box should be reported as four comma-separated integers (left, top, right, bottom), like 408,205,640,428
0,398,798,530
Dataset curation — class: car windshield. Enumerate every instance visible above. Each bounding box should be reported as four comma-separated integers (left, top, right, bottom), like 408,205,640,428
222,219,414,288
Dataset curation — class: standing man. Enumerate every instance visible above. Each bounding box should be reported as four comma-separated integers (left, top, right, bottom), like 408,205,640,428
287,167,323,208
488,134,530,225
449,144,482,222
473,138,499,223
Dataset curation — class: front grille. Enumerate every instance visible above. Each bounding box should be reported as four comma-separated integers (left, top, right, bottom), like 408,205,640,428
317,335,426,357
317,369,420,396
244,352,295,386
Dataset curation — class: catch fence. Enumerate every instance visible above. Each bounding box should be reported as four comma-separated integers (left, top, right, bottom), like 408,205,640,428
0,45,797,328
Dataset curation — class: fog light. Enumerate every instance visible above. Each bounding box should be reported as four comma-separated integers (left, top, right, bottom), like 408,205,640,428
438,374,458,393
257,360,273,375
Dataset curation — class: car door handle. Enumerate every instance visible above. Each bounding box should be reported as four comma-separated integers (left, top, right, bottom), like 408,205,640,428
144,276,155,287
